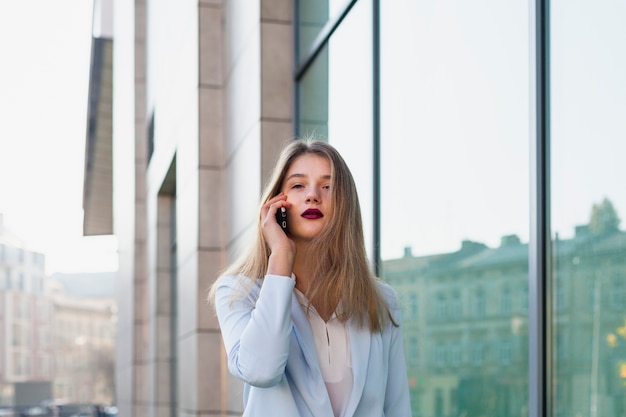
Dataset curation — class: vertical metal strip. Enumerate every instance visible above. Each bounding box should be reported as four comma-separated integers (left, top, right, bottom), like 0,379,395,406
293,0,301,137
372,0,381,275
529,0,551,416
170,195,178,417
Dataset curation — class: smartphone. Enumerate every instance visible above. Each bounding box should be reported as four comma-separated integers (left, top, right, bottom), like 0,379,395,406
275,207,288,233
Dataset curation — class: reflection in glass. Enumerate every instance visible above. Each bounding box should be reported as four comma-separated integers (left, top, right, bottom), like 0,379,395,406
298,0,374,260
552,200,626,417
551,1,626,416
380,1,530,416
296,0,354,62
298,45,329,138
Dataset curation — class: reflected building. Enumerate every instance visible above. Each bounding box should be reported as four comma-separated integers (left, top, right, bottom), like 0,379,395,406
384,236,529,417
383,215,626,417
552,223,626,417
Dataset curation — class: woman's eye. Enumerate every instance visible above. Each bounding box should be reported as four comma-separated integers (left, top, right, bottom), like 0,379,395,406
323,184,331,190
291,184,303,189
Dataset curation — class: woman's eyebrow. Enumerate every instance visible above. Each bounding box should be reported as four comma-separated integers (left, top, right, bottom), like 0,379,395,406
285,173,306,181
285,173,331,181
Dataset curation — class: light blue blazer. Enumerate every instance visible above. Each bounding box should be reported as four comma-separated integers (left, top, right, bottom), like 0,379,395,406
215,274,412,417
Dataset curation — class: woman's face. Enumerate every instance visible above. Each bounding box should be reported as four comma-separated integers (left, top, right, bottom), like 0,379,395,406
280,153,333,242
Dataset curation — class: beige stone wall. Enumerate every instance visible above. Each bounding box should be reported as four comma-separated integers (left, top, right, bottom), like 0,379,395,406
113,0,293,416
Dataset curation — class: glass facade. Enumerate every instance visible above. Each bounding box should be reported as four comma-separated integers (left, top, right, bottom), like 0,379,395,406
551,1,626,416
295,1,626,416
297,0,376,259
296,0,356,62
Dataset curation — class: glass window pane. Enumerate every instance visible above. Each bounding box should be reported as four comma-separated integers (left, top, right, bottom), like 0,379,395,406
551,1,626,417
380,1,531,416
298,0,374,259
296,0,353,62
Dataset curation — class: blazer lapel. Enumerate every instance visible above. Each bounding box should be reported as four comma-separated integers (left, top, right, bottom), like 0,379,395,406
344,318,371,416
290,292,319,368
290,293,336,416
291,292,373,417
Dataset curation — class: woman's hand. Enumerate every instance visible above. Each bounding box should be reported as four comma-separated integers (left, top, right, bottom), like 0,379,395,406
261,193,295,277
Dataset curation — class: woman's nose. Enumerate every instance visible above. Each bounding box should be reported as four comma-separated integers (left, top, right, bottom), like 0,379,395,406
305,189,320,203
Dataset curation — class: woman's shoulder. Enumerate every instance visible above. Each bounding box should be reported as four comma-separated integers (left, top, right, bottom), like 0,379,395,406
215,274,262,301
376,279,400,311
217,273,249,286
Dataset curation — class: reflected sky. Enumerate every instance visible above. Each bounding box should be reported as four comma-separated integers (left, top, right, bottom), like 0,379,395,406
380,0,530,259
377,0,626,259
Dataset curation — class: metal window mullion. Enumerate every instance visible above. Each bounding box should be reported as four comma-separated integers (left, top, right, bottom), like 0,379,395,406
293,0,358,136
294,0,359,80
293,0,300,136
529,0,551,416
372,0,381,275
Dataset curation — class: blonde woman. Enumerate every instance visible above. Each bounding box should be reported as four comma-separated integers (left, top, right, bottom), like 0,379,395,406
210,139,411,417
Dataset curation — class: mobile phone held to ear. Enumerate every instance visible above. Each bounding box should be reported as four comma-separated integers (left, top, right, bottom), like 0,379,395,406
275,207,288,233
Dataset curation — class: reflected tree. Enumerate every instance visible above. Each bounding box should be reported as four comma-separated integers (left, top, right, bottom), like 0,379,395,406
589,198,621,235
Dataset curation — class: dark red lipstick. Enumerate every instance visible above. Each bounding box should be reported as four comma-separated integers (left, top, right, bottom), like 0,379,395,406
302,208,323,219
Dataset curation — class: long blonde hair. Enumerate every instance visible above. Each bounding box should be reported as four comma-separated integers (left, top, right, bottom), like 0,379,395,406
210,138,393,332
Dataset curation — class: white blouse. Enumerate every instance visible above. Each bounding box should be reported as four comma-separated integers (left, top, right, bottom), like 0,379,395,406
295,289,353,417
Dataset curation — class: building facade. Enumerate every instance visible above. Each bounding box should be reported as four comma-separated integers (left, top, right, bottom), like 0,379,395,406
385,218,626,417
0,215,118,409
84,1,626,416
0,214,53,406
84,1,294,416
49,281,116,405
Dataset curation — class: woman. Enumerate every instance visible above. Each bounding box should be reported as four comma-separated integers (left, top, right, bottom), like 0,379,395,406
210,138,411,417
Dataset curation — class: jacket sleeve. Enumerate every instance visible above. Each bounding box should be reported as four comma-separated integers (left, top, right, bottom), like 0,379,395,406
382,285,413,416
215,274,296,388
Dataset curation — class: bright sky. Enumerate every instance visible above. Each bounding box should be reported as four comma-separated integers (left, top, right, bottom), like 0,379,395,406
0,0,118,275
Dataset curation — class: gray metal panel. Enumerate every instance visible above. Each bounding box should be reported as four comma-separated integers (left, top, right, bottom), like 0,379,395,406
83,37,114,236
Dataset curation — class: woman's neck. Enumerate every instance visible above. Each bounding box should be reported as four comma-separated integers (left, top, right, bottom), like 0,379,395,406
291,240,310,291
293,252,312,294
292,244,337,322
